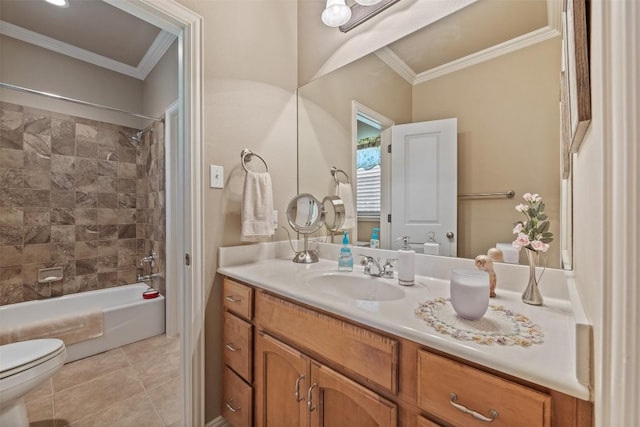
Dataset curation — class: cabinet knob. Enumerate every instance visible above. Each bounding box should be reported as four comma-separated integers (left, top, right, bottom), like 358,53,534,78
449,393,498,422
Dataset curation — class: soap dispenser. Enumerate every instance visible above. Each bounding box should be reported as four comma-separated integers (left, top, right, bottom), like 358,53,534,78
338,231,354,272
423,231,440,255
370,228,380,248
398,236,415,286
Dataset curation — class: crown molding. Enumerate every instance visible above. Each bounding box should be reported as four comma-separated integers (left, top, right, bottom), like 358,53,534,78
0,20,176,80
413,26,561,85
137,30,177,79
373,25,561,87
374,47,416,85
547,0,563,33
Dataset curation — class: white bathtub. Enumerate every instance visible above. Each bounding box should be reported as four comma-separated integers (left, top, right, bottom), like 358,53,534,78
0,283,165,363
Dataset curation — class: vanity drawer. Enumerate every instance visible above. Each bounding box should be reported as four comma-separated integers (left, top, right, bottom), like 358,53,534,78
255,290,398,394
223,278,253,320
222,366,252,427
417,415,443,427
417,350,551,427
223,311,253,382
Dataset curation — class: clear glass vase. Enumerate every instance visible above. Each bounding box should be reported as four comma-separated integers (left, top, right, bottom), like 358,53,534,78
522,249,543,305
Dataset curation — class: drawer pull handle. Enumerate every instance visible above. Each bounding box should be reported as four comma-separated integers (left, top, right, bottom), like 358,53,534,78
449,393,498,422
294,375,305,402
307,383,318,412
225,295,241,303
225,399,240,413
225,343,239,352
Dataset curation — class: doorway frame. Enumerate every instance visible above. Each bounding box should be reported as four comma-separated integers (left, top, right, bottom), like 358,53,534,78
103,1,204,425
351,101,394,247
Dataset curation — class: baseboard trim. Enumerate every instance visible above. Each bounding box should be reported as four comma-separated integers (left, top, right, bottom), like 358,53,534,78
205,416,231,427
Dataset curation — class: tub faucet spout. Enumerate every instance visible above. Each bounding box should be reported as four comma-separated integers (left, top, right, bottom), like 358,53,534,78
137,273,158,282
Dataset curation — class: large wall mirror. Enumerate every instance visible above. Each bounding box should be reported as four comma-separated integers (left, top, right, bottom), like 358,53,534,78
298,0,567,268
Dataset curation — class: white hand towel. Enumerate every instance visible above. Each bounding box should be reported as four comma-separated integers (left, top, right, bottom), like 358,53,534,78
334,182,356,230
241,171,274,241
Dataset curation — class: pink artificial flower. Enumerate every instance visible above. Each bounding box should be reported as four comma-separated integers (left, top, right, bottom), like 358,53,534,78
512,223,523,234
512,233,530,250
531,240,550,252
515,204,528,212
523,193,542,203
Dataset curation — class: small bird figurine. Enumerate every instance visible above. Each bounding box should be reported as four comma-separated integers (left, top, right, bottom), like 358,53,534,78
475,248,502,297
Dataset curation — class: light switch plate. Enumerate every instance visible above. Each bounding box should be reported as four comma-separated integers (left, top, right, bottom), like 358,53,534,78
210,165,224,188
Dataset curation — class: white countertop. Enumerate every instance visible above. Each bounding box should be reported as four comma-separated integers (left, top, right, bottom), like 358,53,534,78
218,242,592,401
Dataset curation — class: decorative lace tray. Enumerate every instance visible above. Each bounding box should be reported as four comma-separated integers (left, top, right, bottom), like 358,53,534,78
415,297,544,347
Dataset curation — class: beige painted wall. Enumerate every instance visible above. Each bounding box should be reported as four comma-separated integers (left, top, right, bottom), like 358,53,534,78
142,39,179,119
412,37,562,266
298,53,412,210
571,0,604,421
175,1,298,421
0,34,143,125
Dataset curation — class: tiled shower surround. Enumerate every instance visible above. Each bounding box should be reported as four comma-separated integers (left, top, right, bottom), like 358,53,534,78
0,102,165,305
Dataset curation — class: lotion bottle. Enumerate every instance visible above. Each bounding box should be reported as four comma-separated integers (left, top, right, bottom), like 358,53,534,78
370,228,380,248
338,231,354,272
397,236,415,286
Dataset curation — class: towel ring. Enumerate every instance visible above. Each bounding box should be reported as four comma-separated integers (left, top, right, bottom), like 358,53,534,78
241,149,269,173
331,166,350,184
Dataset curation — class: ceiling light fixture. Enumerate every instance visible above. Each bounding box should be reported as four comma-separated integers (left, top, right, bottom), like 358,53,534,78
321,0,400,33
354,0,383,5
339,0,400,32
44,0,70,7
321,0,352,27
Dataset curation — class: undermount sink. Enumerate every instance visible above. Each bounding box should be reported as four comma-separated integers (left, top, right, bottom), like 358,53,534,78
305,272,406,301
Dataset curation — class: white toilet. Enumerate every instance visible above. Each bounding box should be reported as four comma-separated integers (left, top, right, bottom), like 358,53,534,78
0,339,66,427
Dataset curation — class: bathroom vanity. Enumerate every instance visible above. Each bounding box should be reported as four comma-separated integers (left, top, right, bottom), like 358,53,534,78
218,243,592,427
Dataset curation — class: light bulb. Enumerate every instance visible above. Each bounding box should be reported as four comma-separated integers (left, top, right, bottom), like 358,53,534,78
322,0,352,27
355,0,383,5
44,0,70,7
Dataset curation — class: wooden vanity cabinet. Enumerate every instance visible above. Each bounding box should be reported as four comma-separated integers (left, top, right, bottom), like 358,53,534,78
220,276,592,427
254,332,310,427
255,331,397,427
417,350,551,427
222,278,255,427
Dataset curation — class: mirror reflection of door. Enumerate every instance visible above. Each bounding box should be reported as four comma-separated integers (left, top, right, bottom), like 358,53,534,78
389,119,458,256
356,113,382,243
351,102,394,246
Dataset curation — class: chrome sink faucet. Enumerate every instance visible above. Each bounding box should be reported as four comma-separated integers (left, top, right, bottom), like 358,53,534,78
360,256,396,278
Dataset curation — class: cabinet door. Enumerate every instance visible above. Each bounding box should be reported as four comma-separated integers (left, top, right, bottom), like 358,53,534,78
309,361,397,427
255,332,310,427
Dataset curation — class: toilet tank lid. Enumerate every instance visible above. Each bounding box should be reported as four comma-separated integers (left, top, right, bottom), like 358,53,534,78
0,339,65,375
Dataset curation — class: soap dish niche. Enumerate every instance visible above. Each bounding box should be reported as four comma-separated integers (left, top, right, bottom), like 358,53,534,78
38,267,63,283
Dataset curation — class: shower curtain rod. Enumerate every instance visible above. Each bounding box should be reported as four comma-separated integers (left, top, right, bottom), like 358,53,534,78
0,82,164,122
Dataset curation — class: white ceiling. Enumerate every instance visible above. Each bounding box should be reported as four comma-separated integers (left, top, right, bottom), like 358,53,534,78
0,0,176,80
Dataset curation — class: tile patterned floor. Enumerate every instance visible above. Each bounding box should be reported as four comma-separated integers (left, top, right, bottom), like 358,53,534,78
25,334,182,427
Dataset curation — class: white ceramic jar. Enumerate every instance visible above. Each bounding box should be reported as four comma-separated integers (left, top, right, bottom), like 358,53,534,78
450,269,490,320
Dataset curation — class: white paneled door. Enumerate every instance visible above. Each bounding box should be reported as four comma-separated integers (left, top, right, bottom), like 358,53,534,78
389,118,457,256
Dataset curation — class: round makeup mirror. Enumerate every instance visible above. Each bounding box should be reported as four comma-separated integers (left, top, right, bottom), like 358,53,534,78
322,195,345,240
286,193,325,263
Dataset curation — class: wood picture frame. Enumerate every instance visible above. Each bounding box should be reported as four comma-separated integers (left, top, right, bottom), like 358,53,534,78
564,0,591,154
